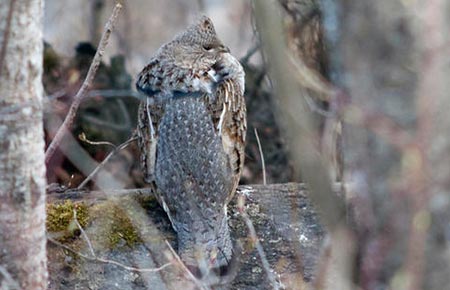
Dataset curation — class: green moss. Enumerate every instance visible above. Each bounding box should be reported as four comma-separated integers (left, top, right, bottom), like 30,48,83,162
46,200,89,241
91,202,142,249
47,198,143,250
135,194,158,211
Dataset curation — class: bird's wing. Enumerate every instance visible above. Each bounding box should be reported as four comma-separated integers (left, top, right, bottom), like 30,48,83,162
136,58,219,97
137,97,165,183
136,59,162,96
205,78,247,200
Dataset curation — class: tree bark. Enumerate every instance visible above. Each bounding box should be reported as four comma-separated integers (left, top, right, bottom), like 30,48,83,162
0,0,48,289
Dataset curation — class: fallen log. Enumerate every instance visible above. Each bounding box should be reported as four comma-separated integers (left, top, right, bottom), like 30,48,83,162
46,183,326,290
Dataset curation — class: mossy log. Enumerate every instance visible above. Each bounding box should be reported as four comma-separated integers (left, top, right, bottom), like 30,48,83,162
46,183,326,290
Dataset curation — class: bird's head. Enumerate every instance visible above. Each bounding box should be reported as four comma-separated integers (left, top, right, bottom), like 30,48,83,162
185,16,230,54
164,16,230,65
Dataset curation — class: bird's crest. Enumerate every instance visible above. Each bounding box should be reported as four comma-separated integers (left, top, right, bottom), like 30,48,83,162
175,16,223,48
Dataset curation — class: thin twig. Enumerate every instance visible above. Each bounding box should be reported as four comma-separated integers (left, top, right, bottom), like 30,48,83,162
79,132,116,149
48,236,172,273
77,135,137,190
237,191,280,290
164,240,210,290
45,3,123,163
73,209,95,257
254,128,266,185
0,0,16,77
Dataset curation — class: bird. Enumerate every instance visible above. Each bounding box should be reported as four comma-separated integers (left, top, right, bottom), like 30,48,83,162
136,16,246,281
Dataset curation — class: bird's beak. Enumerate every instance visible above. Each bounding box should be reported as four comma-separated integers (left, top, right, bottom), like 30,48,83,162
219,45,230,53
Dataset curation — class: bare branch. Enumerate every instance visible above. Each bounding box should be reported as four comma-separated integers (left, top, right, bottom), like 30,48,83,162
45,3,123,163
77,135,137,190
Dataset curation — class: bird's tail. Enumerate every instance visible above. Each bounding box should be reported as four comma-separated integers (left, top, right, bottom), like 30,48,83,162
176,210,233,277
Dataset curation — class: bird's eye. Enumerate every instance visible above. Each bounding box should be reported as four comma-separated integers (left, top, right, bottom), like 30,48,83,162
203,44,213,51
202,20,212,30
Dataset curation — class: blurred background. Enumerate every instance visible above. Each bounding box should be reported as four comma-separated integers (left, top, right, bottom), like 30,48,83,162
41,0,450,289
44,0,255,75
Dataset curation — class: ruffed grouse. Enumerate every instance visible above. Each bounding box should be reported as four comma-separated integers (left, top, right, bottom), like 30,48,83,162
136,16,246,279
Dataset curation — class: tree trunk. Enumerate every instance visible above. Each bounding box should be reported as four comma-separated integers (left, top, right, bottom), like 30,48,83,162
0,0,48,289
